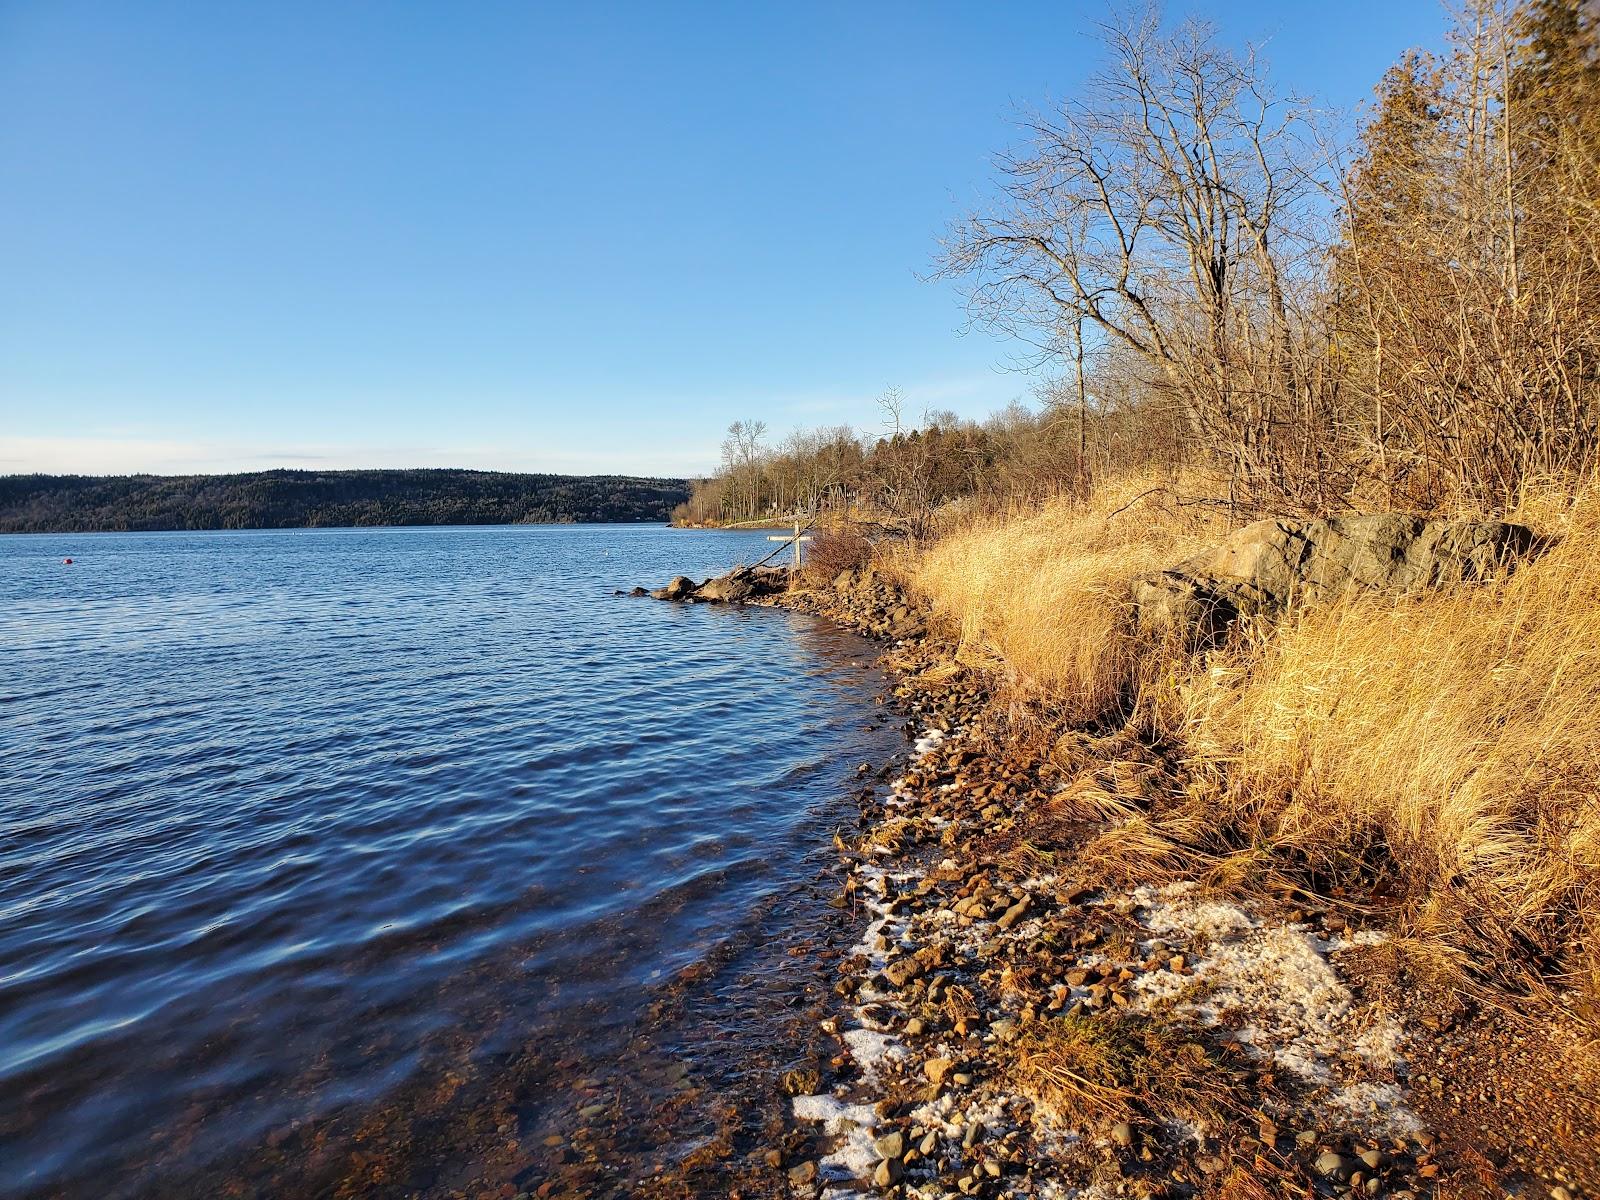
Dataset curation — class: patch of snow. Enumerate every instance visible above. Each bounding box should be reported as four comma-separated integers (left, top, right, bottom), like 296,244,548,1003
1327,1081,1422,1134
1343,928,1391,948
1125,884,1418,1138
792,1093,878,1135
842,1028,907,1081
1134,882,1255,940
791,1094,883,1185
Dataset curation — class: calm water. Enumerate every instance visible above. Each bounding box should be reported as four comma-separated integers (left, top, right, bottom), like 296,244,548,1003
0,525,902,1198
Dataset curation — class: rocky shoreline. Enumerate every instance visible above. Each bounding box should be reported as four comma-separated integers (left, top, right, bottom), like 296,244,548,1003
641,561,1598,1200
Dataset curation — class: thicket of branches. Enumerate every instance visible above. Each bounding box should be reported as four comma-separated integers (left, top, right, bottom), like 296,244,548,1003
678,0,1599,527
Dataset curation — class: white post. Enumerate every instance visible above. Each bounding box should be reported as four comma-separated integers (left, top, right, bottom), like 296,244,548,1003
768,525,812,573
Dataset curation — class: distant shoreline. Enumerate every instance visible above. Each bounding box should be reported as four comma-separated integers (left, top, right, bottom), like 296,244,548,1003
0,468,693,534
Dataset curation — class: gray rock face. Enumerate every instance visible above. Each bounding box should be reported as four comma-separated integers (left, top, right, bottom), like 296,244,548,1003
1134,513,1539,644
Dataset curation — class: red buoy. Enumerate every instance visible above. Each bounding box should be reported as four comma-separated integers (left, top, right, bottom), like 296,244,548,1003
63,558,72,565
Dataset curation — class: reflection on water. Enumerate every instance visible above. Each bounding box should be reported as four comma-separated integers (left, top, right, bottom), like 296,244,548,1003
0,526,903,1198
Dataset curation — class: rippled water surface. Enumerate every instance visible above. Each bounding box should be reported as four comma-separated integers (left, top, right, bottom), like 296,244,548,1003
1,526,903,1198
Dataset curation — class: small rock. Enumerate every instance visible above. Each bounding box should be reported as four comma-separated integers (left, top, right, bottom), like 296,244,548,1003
875,1131,906,1160
1315,1152,1355,1181
997,897,1030,929
924,1057,956,1086
1552,1189,1575,1200
787,1160,818,1186
873,1157,904,1188
883,957,924,987
650,575,697,601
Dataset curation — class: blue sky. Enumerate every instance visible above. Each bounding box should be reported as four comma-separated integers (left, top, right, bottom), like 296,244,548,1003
1,1,1446,478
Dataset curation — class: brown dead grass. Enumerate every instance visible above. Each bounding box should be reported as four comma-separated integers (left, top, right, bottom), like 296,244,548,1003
904,475,1222,724
1185,490,1600,992
1012,1011,1255,1133
899,477,1600,998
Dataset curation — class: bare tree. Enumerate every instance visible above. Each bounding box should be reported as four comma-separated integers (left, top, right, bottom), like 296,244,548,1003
939,6,1335,509
719,419,770,521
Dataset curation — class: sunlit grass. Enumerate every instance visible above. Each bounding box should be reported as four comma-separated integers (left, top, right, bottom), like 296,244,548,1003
897,475,1600,996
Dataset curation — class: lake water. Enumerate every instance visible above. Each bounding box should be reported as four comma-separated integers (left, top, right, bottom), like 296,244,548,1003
0,525,904,1199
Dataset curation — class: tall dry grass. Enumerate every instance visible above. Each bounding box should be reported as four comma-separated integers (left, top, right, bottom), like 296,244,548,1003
1186,493,1600,990
900,477,1600,993
904,476,1222,723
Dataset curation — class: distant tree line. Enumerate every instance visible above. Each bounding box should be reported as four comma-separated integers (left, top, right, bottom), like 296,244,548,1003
673,387,1159,535
0,469,691,533
681,0,1600,526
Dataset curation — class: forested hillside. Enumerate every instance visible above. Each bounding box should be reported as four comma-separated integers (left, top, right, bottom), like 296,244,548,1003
0,469,690,532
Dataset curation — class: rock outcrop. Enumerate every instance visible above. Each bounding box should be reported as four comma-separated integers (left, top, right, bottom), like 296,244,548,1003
646,565,791,604
1134,513,1540,643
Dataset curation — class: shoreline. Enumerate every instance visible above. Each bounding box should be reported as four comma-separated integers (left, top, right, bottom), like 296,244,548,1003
720,567,1600,1200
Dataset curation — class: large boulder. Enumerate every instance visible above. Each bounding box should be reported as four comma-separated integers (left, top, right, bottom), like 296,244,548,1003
1134,513,1539,643
647,565,790,604
649,575,698,601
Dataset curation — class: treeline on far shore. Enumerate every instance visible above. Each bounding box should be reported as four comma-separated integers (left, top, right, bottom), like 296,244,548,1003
0,469,691,533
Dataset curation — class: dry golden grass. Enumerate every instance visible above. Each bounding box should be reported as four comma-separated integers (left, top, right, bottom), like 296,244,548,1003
902,475,1222,723
1186,491,1600,990
901,474,1600,996
1012,1012,1253,1132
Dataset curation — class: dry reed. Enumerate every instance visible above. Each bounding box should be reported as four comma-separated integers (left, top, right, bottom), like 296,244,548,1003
905,476,1222,724
898,477,1600,995
1186,492,1600,990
